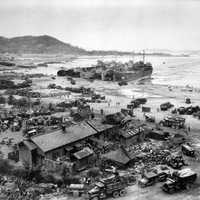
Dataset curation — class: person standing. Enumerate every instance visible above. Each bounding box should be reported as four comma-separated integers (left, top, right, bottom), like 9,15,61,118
188,125,191,132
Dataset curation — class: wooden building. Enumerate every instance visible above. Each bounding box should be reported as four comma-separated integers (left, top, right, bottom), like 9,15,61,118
86,119,117,140
18,122,98,168
18,140,44,169
73,147,94,171
119,127,145,147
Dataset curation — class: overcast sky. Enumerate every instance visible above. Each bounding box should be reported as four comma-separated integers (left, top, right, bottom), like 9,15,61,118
0,0,200,51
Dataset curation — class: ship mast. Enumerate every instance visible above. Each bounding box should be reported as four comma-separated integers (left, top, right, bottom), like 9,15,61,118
142,50,145,63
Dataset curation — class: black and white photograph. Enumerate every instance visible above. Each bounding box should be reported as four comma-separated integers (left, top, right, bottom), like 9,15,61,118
0,0,200,199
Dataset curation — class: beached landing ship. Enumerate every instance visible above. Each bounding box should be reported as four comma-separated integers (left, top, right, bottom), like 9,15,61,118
57,58,153,82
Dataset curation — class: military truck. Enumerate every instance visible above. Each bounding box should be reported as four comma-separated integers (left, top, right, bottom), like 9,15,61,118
160,102,174,111
138,165,170,187
162,168,197,193
131,98,147,106
71,79,76,85
185,98,191,104
159,116,185,129
135,98,147,105
182,144,195,157
67,184,87,197
177,107,186,115
138,171,159,188
86,172,135,200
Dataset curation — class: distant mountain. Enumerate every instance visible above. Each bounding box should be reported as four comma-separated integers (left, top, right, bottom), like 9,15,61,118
144,49,190,57
0,35,190,56
0,35,87,54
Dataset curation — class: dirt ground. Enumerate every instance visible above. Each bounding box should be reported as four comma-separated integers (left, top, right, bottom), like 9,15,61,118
32,76,200,200
1,75,200,200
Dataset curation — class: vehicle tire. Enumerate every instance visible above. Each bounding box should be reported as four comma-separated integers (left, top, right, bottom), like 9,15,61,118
168,188,174,194
113,191,120,198
119,189,126,197
186,184,192,190
158,177,165,182
91,197,99,200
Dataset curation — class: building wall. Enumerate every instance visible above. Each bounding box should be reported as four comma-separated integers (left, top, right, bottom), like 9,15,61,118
43,158,74,173
19,145,32,168
97,127,118,141
78,106,91,118
120,135,139,147
44,138,90,161
138,131,145,141
74,154,94,171
45,148,65,160
33,149,44,167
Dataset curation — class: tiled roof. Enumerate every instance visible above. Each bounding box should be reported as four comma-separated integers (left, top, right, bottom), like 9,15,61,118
120,129,140,138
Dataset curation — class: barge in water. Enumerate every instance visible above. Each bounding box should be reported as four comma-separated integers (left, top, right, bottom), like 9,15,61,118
57,59,153,82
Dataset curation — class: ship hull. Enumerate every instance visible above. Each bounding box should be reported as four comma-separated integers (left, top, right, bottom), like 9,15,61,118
57,60,153,82
111,68,153,82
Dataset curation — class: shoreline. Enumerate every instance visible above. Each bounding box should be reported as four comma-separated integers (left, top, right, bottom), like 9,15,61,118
30,74,200,103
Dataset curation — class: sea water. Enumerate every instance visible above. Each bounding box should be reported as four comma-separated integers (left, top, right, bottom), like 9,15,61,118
22,55,200,88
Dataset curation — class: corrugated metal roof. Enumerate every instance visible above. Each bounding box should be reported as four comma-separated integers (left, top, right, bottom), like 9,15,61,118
31,122,97,153
87,119,114,132
23,140,37,150
73,147,93,160
121,129,139,138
